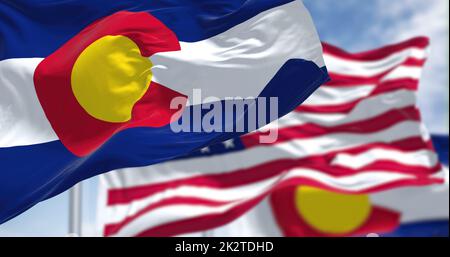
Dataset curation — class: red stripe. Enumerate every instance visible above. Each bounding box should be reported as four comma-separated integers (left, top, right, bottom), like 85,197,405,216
325,77,419,89
327,67,420,84
242,106,421,147
128,176,441,237
327,136,435,154
326,66,422,88
319,77,418,89
107,137,436,206
322,37,429,61
403,58,427,66
305,162,441,176
369,79,418,93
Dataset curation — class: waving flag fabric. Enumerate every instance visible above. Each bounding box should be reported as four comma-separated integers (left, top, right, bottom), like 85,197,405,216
207,181,448,237
207,136,448,237
430,135,449,168
0,0,329,224
96,37,444,237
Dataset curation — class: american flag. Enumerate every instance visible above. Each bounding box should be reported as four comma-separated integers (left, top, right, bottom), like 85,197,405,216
96,37,444,237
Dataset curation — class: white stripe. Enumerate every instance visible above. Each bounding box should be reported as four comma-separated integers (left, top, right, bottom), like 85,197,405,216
331,149,439,169
107,170,415,236
303,85,374,105
323,47,426,77
149,0,325,103
103,121,427,189
372,184,449,223
382,66,423,81
0,58,57,147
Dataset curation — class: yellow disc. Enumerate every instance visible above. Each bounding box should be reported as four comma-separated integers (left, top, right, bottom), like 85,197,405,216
295,186,372,234
71,35,153,123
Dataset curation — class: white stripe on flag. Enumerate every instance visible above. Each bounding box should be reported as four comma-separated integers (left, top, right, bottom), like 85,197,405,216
0,58,57,147
331,149,439,169
150,0,325,103
382,66,423,82
324,47,426,77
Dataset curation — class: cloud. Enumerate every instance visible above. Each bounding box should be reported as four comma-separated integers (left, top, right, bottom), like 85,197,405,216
371,0,449,134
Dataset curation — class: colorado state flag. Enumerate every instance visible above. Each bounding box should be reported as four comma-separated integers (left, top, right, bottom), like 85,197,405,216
0,0,328,223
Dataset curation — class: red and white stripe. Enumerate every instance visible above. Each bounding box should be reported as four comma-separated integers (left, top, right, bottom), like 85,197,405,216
97,37,444,237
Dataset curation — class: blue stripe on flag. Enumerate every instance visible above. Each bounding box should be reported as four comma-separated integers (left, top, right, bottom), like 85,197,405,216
0,0,294,60
383,220,449,237
431,135,449,166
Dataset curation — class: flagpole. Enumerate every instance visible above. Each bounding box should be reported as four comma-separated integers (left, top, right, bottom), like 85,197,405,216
68,183,82,237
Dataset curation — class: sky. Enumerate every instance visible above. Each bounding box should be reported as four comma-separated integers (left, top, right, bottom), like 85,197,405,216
0,0,448,236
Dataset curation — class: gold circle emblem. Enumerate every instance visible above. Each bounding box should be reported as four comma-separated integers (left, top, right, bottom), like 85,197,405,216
71,35,153,123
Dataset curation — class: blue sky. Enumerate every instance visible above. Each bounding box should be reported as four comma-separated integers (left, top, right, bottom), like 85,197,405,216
0,0,448,236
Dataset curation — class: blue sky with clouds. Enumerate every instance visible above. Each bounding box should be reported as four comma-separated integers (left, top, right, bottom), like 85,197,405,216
0,0,448,236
